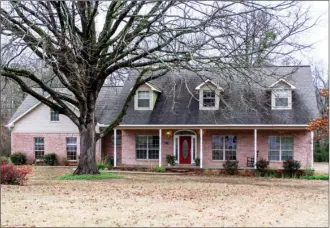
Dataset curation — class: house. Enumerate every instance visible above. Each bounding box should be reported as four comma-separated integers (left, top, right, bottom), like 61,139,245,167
6,66,318,169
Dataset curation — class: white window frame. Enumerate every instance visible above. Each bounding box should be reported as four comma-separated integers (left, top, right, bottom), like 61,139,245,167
34,137,45,160
199,88,220,110
136,135,159,160
66,137,77,161
50,108,59,122
271,89,292,110
268,136,294,161
134,90,152,110
211,135,237,161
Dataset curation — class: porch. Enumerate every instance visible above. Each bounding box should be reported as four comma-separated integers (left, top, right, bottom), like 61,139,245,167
101,127,313,169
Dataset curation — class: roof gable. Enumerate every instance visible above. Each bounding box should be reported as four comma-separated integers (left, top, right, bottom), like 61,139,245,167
269,78,296,90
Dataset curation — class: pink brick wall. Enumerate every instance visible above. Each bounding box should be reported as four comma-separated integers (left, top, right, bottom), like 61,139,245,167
11,133,101,165
257,130,312,168
119,129,312,168
101,135,122,164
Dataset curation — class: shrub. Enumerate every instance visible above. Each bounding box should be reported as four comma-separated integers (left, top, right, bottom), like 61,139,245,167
195,158,200,166
105,156,114,166
97,161,106,170
1,162,32,185
0,156,10,164
283,158,301,177
303,168,315,177
166,155,175,166
256,158,269,176
153,166,165,172
10,152,27,165
43,153,57,166
223,160,239,175
314,141,329,162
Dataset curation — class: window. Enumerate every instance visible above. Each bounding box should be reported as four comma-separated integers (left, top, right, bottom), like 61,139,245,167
212,136,237,160
268,136,293,161
136,135,159,159
203,90,215,107
272,89,291,109
137,91,150,108
50,109,59,121
34,137,44,159
111,130,122,147
66,137,77,160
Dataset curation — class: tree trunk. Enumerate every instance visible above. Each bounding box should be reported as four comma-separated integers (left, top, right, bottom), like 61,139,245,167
73,122,100,175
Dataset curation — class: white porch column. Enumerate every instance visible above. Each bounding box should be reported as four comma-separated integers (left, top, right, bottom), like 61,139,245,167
114,128,117,167
311,131,314,169
200,129,203,169
159,129,162,166
254,129,257,169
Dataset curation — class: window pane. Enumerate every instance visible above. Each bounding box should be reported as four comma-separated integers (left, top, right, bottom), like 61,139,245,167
192,138,196,161
175,138,178,160
268,150,280,161
275,98,288,106
138,91,150,98
136,150,147,159
50,109,59,121
225,150,236,160
212,150,223,160
203,90,215,107
281,150,293,161
212,136,223,160
212,136,223,150
66,137,77,160
34,137,44,159
138,99,150,107
268,136,280,150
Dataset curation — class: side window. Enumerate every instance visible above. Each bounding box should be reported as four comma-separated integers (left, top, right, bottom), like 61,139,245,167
34,137,45,159
50,109,59,121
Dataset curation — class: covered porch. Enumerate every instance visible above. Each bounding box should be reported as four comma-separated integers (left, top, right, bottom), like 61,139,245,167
102,125,313,169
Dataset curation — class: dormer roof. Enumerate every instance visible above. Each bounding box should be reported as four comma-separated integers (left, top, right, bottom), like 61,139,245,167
195,79,224,91
268,78,296,90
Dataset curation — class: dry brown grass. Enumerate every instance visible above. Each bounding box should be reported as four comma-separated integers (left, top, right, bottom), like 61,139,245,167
1,166,328,227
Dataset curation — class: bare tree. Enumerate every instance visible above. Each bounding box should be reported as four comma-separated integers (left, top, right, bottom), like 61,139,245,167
0,1,315,174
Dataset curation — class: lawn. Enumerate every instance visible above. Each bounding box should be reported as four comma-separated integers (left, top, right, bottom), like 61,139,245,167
57,172,121,180
1,166,328,227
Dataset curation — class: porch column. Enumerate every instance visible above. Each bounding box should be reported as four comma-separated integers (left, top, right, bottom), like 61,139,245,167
114,128,117,167
159,129,162,166
200,129,203,169
311,131,314,169
254,129,257,169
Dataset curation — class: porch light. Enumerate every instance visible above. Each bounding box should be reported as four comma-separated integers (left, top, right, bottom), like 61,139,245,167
166,131,172,137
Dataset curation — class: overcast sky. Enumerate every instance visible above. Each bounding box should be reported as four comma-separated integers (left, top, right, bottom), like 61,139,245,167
299,1,328,70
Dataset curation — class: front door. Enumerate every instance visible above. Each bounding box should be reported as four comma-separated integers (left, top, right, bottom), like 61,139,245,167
179,136,191,164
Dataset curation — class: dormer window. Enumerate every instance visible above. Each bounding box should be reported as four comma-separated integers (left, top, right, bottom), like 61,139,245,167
272,89,292,109
195,79,223,110
203,90,216,107
134,83,162,110
269,78,295,110
137,91,151,108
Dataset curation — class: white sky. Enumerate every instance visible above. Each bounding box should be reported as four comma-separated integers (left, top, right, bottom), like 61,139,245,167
298,1,328,70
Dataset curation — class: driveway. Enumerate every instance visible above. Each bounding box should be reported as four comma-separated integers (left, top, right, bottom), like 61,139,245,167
1,167,328,227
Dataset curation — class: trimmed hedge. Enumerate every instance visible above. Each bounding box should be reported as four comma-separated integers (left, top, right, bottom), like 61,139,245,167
43,153,57,166
10,152,27,165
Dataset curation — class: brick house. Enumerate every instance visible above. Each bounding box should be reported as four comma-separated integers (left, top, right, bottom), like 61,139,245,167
7,66,318,169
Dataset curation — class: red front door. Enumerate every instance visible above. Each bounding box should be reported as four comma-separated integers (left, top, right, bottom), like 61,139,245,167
179,136,191,164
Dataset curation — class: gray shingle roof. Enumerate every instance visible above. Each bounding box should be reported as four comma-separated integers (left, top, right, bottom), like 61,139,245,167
8,86,122,125
8,66,318,126
105,66,318,125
